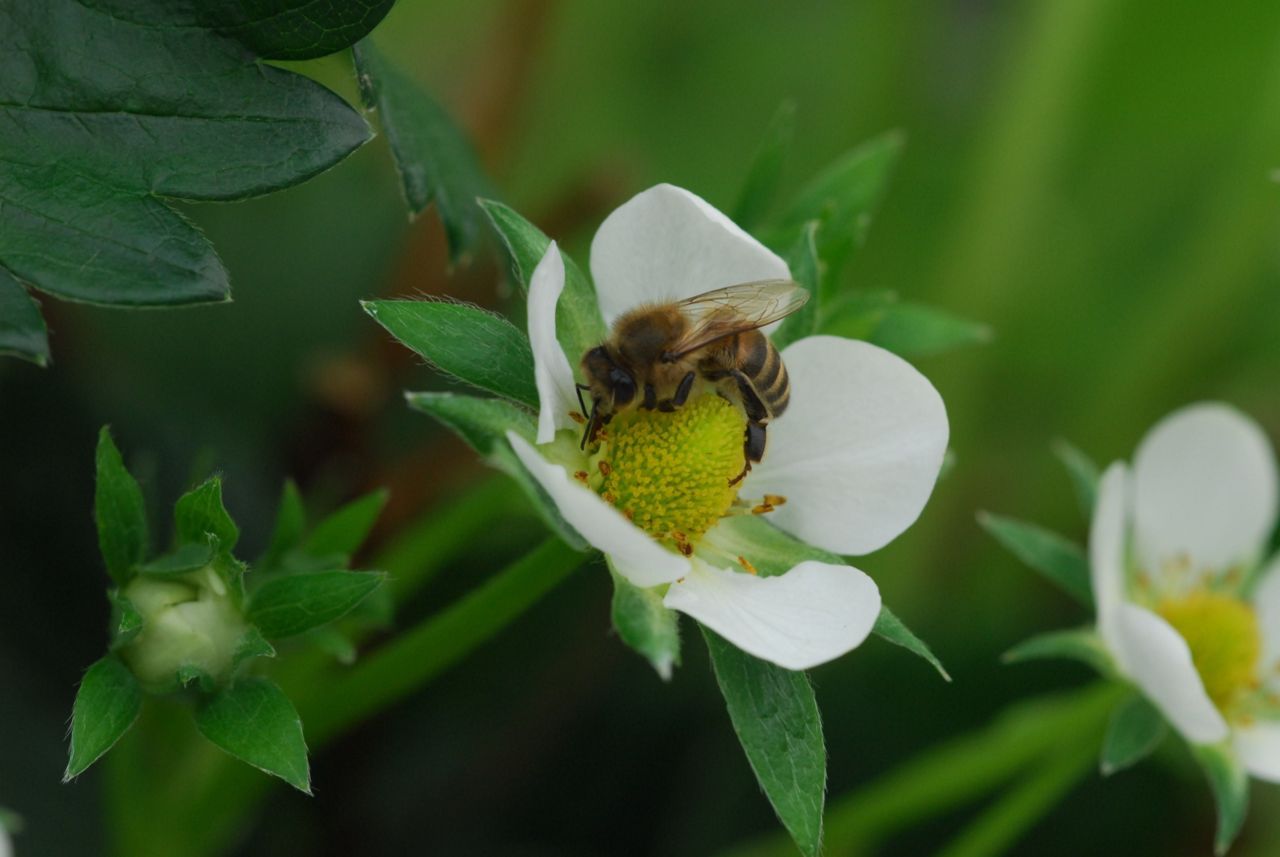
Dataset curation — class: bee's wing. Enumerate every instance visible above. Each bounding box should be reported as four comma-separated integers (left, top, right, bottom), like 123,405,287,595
667,279,809,358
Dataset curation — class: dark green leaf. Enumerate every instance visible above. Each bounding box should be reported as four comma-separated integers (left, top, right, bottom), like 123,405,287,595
733,100,796,230
816,289,897,341
95,427,149,586
872,606,951,682
65,656,142,780
772,221,821,349
979,512,1093,607
108,591,144,650
232,627,277,669
609,564,680,679
175,478,240,552
0,267,48,365
478,199,607,362
249,571,385,639
203,0,397,60
261,480,306,570
135,538,217,577
1101,693,1168,776
300,489,388,560
703,627,825,857
305,626,358,665
1194,743,1250,856
865,301,991,358
196,678,311,793
363,300,539,407
354,39,493,263
1054,439,1101,521
1002,627,1114,675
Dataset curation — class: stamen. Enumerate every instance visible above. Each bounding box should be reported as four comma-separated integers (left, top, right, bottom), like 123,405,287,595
1158,591,1262,715
738,556,758,575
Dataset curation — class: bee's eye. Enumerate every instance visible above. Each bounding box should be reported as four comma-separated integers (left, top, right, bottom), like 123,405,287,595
609,369,636,406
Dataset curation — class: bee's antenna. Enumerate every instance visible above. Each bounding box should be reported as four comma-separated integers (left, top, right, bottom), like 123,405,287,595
581,397,598,450
574,383,590,416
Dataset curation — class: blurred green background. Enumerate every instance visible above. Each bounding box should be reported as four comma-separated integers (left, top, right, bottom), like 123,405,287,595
3,0,1280,854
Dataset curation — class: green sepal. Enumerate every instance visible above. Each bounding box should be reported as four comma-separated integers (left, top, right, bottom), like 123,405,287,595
363,300,539,407
863,301,991,358
107,590,144,651
771,221,821,349
478,198,607,363
232,627,277,670
353,39,493,263
1193,742,1250,856
733,100,796,231
1002,627,1115,676
260,480,306,571
94,427,150,586
978,511,1093,607
0,267,49,366
174,477,239,553
872,606,951,682
1053,439,1101,521
65,655,142,780
608,563,680,680
177,665,216,694
195,678,311,794
248,571,386,639
300,489,389,562
702,627,825,857
1100,692,1168,776
134,536,217,577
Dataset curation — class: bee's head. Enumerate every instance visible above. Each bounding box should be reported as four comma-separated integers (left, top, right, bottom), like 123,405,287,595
581,344,636,409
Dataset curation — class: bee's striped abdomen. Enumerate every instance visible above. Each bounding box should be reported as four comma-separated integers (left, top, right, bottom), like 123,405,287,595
738,330,791,419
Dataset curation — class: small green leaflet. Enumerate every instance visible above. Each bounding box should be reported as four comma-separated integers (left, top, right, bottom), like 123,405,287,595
65,656,142,780
820,291,989,359
703,627,826,857
0,267,48,365
733,100,797,231
1193,742,1250,856
872,606,951,682
979,512,1093,607
260,480,307,570
1054,439,1101,521
135,538,217,578
196,678,311,794
1002,627,1115,677
94,428,150,586
363,300,539,407
609,564,680,680
175,478,240,553
248,571,386,639
1100,693,1168,776
771,221,821,350
300,490,389,561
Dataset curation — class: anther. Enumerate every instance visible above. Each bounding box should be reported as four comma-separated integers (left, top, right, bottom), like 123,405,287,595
763,494,787,506
598,460,613,477
751,503,774,515
574,470,590,484
569,412,586,425
738,556,758,575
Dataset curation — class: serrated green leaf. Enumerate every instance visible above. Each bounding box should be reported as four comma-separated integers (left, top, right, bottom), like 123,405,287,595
979,512,1093,607
771,221,820,349
108,591,144,650
1054,439,1101,521
135,537,217,577
175,478,240,553
196,678,311,793
0,267,48,366
702,627,825,857
65,656,142,780
249,571,385,639
733,100,796,230
872,606,951,682
478,199,607,363
1002,627,1114,675
232,627,277,670
205,0,396,60
354,38,493,263
1194,742,1250,856
1100,693,1168,776
865,301,991,358
261,480,306,570
94,427,149,586
300,489,388,560
363,300,538,407
609,564,680,680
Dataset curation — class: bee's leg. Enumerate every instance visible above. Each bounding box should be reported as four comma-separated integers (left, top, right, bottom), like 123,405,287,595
656,371,697,412
729,422,766,486
730,370,769,423
641,383,657,410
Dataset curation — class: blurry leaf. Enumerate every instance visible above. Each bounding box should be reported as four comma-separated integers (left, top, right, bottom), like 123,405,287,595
1100,693,1168,776
306,626,357,665
261,481,306,570
872,606,951,682
1054,439,1101,521
196,678,311,794
175,478,240,553
1002,627,1114,676
0,268,48,366
232,627,277,670
135,537,217,578
733,100,796,230
818,289,897,341
773,130,903,291
406,391,588,551
206,0,396,60
248,571,385,639
95,427,149,586
363,300,539,407
354,39,492,263
1193,742,1249,856
979,512,1093,607
65,656,142,780
609,564,680,680
108,591,143,650
865,301,992,358
703,627,825,857
479,199,607,363
300,489,388,560
177,665,215,693
772,221,821,349
0,0,371,329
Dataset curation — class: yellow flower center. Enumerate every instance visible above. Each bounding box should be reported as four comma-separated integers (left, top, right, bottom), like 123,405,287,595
1157,591,1262,714
596,395,745,550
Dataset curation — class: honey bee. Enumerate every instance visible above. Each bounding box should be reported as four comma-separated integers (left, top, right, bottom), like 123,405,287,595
578,279,809,483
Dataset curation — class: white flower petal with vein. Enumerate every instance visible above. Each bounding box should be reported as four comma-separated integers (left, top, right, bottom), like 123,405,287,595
528,243,581,443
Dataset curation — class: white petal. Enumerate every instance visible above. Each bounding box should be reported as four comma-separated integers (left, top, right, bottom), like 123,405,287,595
1233,720,1280,782
506,432,688,587
528,243,581,443
1252,554,1280,667
1111,603,1229,744
1090,462,1131,651
1133,402,1278,575
742,336,948,555
664,559,881,670
589,184,790,327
